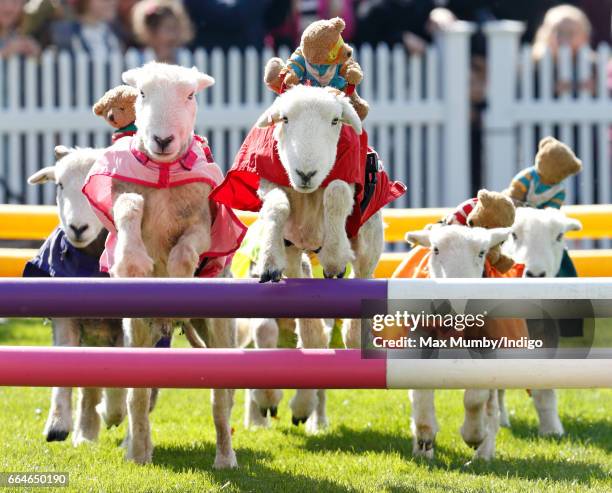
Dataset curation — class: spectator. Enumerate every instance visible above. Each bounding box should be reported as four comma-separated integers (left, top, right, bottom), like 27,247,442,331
532,4,594,95
115,0,141,49
0,0,41,57
132,0,193,63
184,0,272,51
50,0,122,54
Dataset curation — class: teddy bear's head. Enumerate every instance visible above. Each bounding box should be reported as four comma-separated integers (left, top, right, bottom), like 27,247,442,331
535,136,583,185
467,189,516,229
300,17,353,66
92,85,138,129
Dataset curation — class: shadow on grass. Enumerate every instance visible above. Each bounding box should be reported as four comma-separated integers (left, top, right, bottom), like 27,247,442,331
300,424,608,484
508,415,612,453
154,442,357,493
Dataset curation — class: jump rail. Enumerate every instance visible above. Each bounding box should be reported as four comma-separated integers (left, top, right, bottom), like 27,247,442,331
0,278,610,318
1,347,612,389
1,204,610,241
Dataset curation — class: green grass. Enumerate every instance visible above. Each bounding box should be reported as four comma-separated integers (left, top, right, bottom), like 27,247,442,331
1,319,612,493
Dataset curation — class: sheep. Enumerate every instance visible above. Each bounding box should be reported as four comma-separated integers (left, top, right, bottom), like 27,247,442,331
500,206,582,436
82,62,243,468
26,146,125,445
404,225,512,461
234,85,389,432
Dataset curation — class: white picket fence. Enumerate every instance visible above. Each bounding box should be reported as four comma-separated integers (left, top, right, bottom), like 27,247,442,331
483,21,612,206
0,24,474,208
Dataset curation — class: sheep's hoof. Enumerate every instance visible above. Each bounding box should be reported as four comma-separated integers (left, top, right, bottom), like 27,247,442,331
323,267,346,279
46,429,69,442
259,406,279,418
417,438,434,451
413,438,435,459
292,415,308,426
270,406,278,418
259,269,282,283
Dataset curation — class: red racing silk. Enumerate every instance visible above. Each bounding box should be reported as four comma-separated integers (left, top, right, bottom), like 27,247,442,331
82,135,247,278
210,125,406,238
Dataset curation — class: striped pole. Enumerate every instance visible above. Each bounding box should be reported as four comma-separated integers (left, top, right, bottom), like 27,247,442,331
1,347,611,389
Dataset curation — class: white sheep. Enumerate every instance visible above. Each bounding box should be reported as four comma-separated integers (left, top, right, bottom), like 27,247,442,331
83,62,242,468
405,225,511,461
27,146,126,446
500,206,582,436
244,86,388,432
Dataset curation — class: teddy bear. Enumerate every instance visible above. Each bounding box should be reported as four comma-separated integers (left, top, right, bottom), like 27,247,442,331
263,17,369,120
504,136,582,209
444,189,517,273
92,85,139,142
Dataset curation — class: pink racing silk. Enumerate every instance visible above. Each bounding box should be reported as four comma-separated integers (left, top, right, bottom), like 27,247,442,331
82,135,247,278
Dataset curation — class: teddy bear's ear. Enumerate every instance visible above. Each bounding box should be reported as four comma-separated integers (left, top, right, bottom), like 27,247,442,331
330,17,345,32
477,188,492,204
538,136,556,149
92,99,106,116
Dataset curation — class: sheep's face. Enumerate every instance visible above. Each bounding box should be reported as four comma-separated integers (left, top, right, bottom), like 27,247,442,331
122,62,214,162
28,146,104,248
406,225,511,279
503,207,581,278
256,86,362,193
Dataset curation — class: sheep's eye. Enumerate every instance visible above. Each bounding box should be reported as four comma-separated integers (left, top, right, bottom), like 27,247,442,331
332,117,339,125
140,90,145,98
512,232,518,240
57,182,64,191
433,246,440,255
187,92,194,100
478,250,486,258
556,232,563,242
282,116,289,124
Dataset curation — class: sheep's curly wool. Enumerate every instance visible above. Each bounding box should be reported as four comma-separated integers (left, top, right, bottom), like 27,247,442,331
83,135,246,278
211,125,406,238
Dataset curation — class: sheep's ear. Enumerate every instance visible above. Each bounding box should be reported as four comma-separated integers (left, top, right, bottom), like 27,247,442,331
54,145,71,160
488,227,511,248
191,67,215,92
405,230,431,247
340,97,362,134
122,67,141,87
255,104,282,128
28,166,56,185
563,218,582,232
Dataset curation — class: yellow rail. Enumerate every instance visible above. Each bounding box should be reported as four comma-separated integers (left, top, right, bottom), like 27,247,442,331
3,248,610,279
1,204,610,242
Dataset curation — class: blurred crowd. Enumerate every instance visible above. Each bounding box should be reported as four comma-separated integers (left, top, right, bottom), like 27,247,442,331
1,0,609,62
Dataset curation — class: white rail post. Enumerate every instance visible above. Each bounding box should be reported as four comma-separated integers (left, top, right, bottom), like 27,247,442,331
483,21,525,191
439,22,475,206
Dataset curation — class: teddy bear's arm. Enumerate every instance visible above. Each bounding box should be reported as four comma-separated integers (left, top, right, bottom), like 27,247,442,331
487,246,515,273
504,169,532,203
340,59,363,85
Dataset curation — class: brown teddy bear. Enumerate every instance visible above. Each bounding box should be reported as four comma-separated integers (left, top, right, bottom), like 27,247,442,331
264,17,369,120
504,136,582,209
444,189,516,273
92,85,139,143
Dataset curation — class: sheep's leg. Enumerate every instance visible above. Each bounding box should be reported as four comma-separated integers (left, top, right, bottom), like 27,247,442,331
410,389,438,459
498,389,511,428
342,212,384,348
98,388,127,429
284,247,329,431
123,318,158,464
72,387,102,445
45,318,79,442
167,221,211,278
318,180,355,279
461,389,499,461
206,317,238,469
257,187,290,283
245,318,282,428
531,389,564,436
111,193,153,278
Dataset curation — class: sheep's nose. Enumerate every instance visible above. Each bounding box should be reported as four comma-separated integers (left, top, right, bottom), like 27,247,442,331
153,135,175,151
69,224,89,240
296,170,317,186
525,269,546,278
